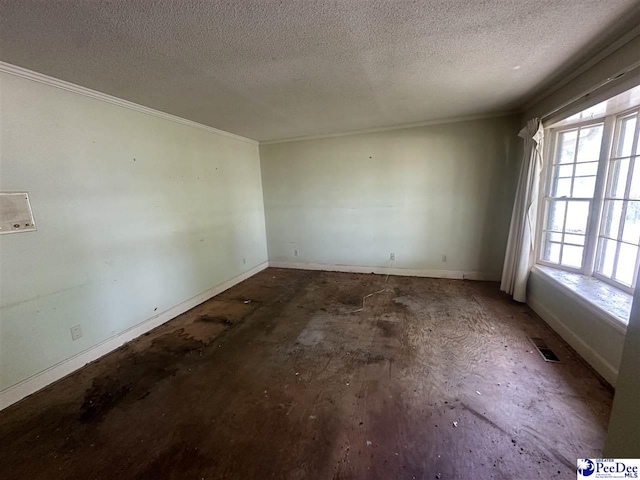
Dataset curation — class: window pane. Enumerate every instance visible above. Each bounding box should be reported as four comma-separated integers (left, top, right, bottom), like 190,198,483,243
622,201,640,245
602,200,623,239
546,200,566,231
615,243,638,286
557,130,577,164
561,245,583,268
598,238,616,278
564,233,585,246
546,231,562,243
576,124,604,162
556,164,574,177
565,201,589,234
574,162,598,176
552,177,571,197
572,176,596,197
543,241,561,264
608,158,630,198
629,159,640,199
616,115,637,158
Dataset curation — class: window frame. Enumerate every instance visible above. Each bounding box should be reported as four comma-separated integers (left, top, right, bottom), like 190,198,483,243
592,108,640,294
536,117,610,274
536,107,640,294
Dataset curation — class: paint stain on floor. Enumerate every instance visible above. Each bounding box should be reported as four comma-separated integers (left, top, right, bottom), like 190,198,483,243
0,268,612,479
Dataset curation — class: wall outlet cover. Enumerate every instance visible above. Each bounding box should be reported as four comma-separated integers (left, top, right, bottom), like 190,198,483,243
70,325,82,341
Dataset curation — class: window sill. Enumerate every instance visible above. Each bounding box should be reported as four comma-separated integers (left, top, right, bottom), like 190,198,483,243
531,264,629,334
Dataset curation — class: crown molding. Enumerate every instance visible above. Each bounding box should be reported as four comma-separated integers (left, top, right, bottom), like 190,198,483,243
0,61,259,146
259,111,517,145
0,61,516,146
522,20,640,113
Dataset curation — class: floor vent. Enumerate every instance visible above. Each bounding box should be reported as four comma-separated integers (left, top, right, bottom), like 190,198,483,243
528,337,561,363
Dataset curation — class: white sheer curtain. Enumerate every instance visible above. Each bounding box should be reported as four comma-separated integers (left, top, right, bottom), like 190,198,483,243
500,119,544,302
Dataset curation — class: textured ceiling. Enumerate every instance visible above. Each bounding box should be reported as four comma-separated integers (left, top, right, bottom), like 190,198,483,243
0,0,638,142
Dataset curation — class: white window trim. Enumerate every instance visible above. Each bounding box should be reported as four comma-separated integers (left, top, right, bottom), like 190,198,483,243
592,110,640,294
531,265,629,334
536,106,640,295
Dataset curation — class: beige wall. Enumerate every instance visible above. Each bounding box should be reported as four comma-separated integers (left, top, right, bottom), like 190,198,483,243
0,72,268,392
260,116,521,279
527,270,625,385
523,32,640,389
605,273,640,456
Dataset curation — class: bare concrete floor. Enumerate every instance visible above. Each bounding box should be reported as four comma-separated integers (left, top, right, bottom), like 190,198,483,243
0,269,612,479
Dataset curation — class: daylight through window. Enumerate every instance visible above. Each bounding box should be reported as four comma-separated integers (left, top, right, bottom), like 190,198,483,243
539,106,640,293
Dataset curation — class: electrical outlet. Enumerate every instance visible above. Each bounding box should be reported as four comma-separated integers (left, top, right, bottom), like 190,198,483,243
70,324,82,341
390,253,395,260
294,248,299,257
442,255,447,262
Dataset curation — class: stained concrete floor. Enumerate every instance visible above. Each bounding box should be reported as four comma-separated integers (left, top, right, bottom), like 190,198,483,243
0,268,612,479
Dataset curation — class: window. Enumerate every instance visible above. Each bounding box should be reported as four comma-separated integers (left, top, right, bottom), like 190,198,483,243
595,111,640,289
540,124,603,270
539,107,640,293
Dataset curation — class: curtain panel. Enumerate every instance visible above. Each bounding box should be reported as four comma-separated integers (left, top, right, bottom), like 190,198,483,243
500,119,544,302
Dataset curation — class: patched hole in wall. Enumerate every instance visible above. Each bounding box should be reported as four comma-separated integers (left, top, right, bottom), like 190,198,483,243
0,192,36,234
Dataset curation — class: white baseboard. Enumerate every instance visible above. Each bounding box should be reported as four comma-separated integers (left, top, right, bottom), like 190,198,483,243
268,260,499,281
0,261,269,411
527,294,618,386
